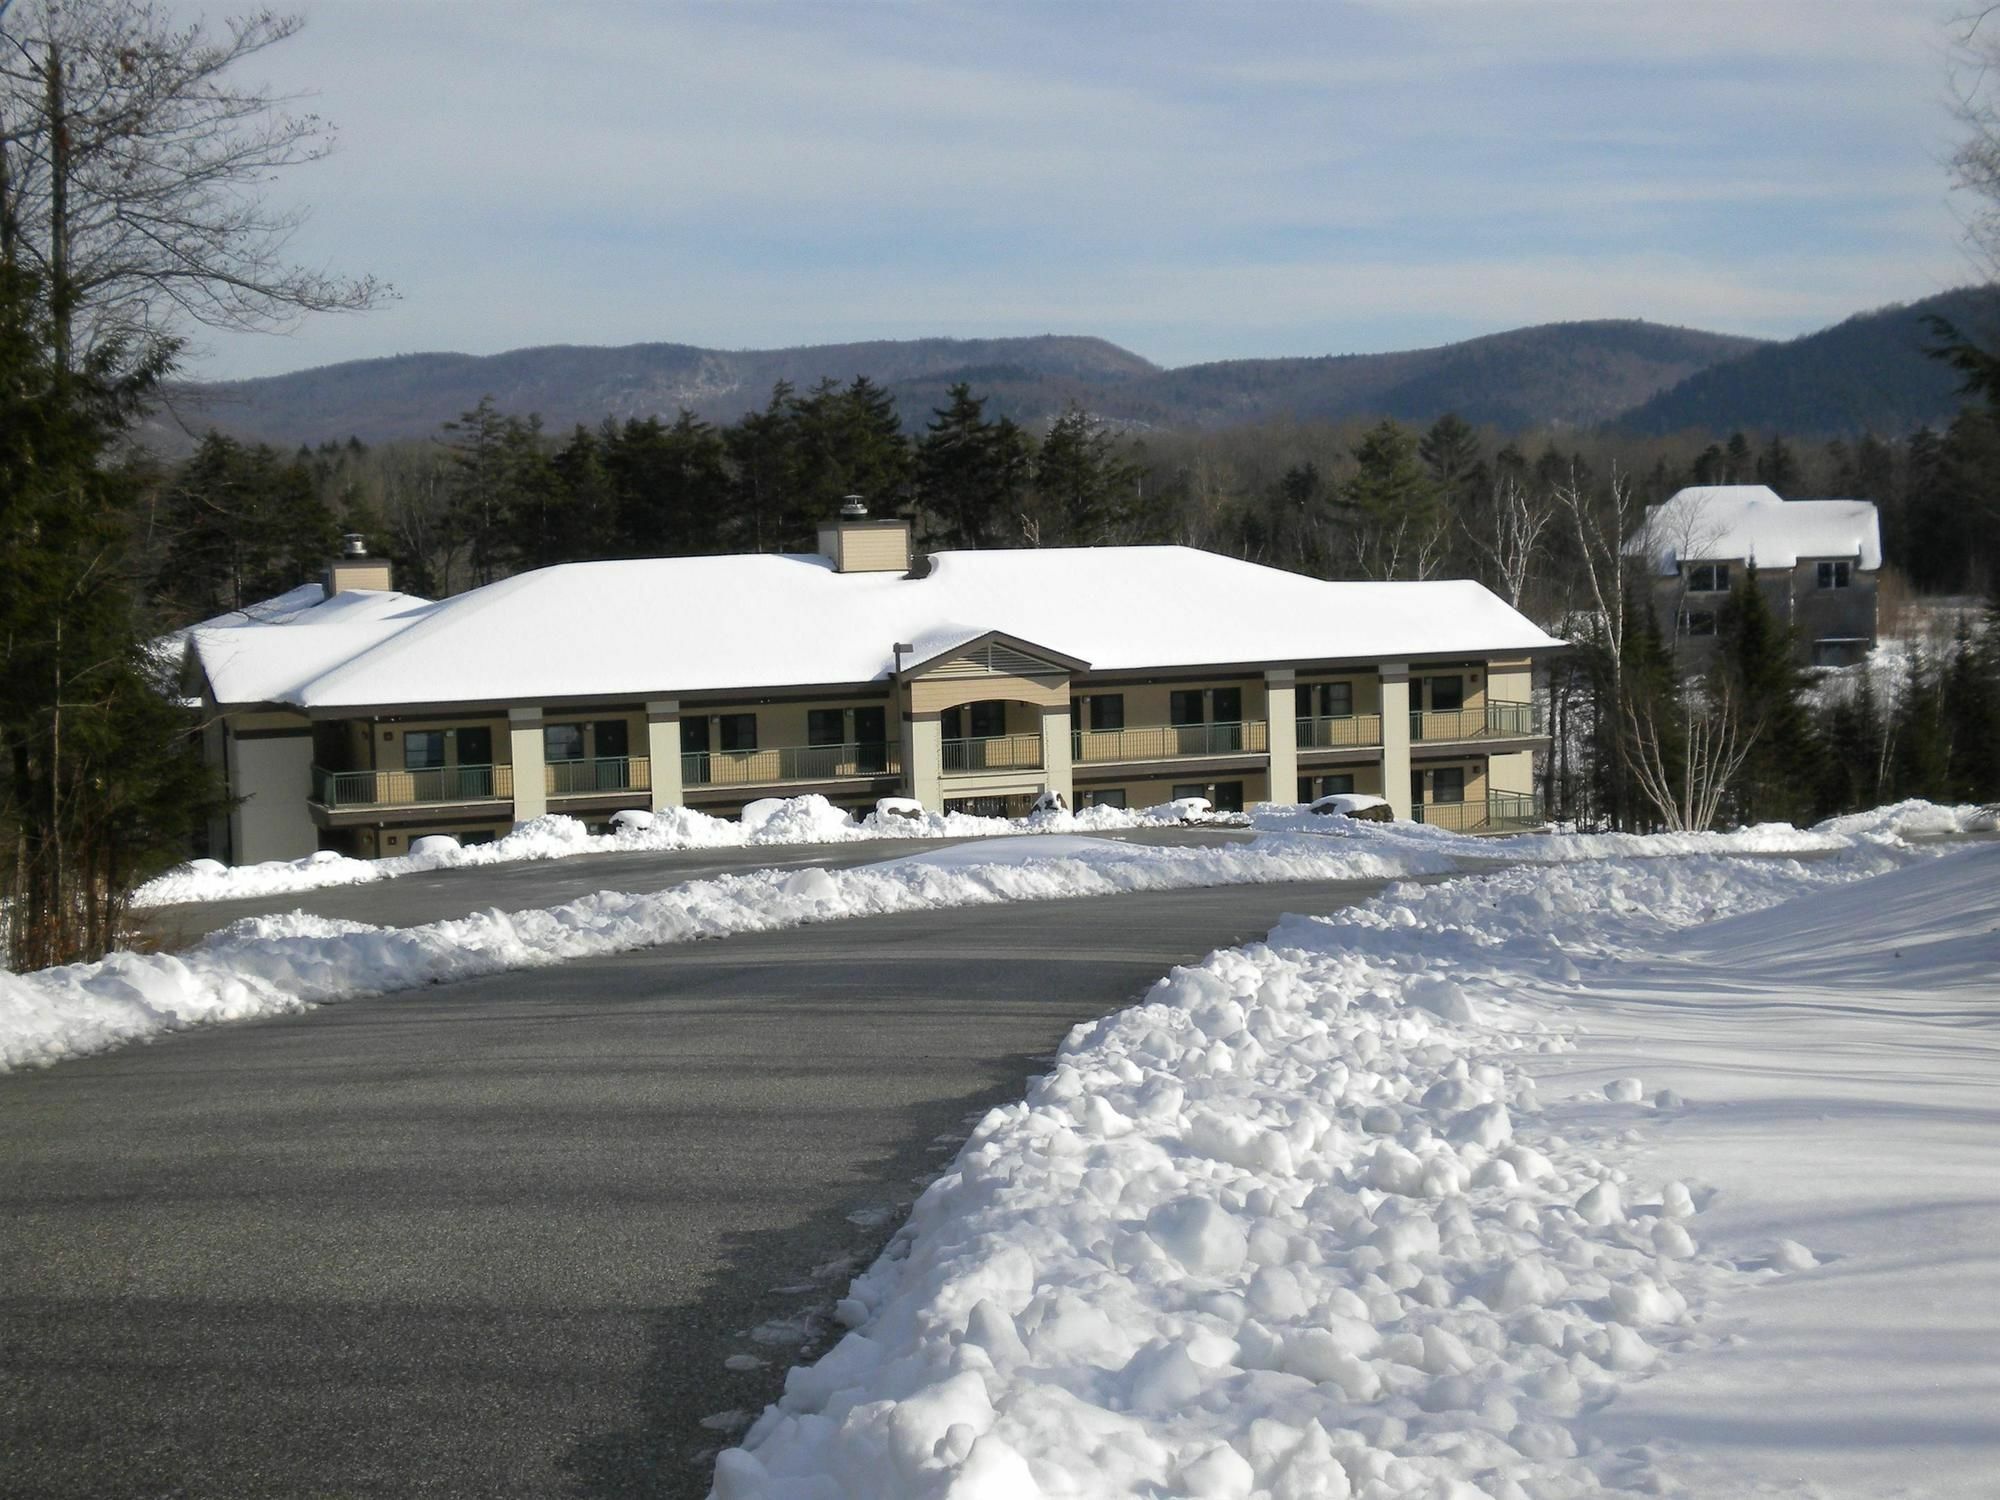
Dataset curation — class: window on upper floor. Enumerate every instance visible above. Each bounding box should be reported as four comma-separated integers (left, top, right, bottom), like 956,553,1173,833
1680,610,1718,638
1316,681,1354,719
543,722,585,763
718,713,758,752
1817,560,1851,589
1089,695,1125,732
807,709,845,746
1685,562,1731,593
403,731,445,770
1428,675,1465,712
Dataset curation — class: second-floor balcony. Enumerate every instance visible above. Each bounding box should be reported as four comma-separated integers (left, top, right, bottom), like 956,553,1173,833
1410,701,1543,743
942,732,1044,773
311,756,653,810
1073,720,1269,764
1295,713,1383,750
683,741,899,788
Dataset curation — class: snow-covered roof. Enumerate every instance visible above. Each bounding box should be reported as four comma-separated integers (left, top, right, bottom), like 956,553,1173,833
186,586,437,706
193,545,1563,711
1630,486,1883,575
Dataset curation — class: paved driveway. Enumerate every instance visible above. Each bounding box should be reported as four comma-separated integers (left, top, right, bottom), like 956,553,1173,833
3,873,1378,1500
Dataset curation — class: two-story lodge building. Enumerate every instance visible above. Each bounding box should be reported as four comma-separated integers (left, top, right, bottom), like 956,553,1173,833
181,508,1564,865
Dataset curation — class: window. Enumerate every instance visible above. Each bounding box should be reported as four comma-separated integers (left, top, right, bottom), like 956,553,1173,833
1428,676,1465,713
1317,681,1353,718
1172,782,1208,801
1212,687,1242,724
681,717,710,755
1679,610,1718,638
1089,695,1125,732
807,709,845,746
1298,776,1315,803
1685,562,1731,593
1084,788,1127,809
1169,690,1205,726
968,700,1006,739
718,713,758,752
1817,560,1851,589
1324,773,1355,795
593,720,629,759
544,722,585,762
1211,780,1245,813
1432,766,1466,804
403,731,445,770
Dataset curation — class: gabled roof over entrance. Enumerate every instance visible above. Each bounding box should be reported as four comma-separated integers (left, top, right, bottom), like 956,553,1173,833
902,628,1090,678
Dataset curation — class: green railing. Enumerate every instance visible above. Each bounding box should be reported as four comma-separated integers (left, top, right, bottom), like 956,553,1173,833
942,733,1045,773
1409,701,1542,743
548,756,650,797
311,762,513,809
1071,720,1267,764
1295,713,1382,750
1412,791,1546,833
682,741,897,788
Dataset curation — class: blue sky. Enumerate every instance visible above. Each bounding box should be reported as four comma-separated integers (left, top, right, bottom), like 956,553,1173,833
187,0,1971,380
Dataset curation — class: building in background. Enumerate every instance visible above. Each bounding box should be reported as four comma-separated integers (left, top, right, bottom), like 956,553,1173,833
1630,485,1882,670
177,510,1564,864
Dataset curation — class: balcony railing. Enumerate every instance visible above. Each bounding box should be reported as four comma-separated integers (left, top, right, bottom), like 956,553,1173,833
682,741,898,788
1412,791,1546,833
1295,713,1383,750
311,762,516,810
1072,720,1268,764
942,732,1044,773
1409,701,1543,743
548,756,650,798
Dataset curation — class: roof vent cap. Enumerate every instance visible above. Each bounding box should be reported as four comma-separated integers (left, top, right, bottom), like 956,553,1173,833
839,495,868,519
341,532,369,558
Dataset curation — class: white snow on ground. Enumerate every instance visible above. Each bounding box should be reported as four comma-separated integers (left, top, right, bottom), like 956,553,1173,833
11,806,1989,1074
129,796,1226,908
710,819,1999,1500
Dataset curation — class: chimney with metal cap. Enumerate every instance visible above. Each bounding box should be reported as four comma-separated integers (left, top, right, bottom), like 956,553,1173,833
326,532,394,596
817,495,911,574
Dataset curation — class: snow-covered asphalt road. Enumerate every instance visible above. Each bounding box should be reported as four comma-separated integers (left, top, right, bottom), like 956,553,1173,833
0,875,1382,1500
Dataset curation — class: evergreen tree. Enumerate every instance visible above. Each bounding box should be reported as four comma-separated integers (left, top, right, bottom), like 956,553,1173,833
153,432,338,623
1030,405,1140,545
1724,431,1753,482
1716,568,1816,823
607,410,731,558
1753,434,1799,495
915,383,1030,550
1339,420,1444,578
1418,412,1483,507
0,263,219,967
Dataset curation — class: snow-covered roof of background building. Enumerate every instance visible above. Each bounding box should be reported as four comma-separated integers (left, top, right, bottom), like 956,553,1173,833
193,545,1563,710
1630,486,1883,575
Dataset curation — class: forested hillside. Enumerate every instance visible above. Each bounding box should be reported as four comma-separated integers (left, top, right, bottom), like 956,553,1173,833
1617,288,1990,438
161,319,1759,452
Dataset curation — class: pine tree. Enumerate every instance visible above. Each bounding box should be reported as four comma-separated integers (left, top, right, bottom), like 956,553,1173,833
153,432,338,622
1717,568,1817,823
1030,405,1140,545
915,383,1030,550
0,263,219,967
1338,421,1444,578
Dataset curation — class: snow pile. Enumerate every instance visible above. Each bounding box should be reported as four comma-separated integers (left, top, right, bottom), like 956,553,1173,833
6,834,1474,1072
130,795,1240,908
712,840,1947,1500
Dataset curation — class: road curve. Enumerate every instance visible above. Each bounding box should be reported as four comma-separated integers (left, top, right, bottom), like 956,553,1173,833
3,873,1381,1500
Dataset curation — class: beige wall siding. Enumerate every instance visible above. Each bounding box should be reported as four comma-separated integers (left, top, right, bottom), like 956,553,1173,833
1411,666,1488,711
908,673,1068,714
1072,677,1268,729
1412,757,1489,805
328,559,393,594
1487,750,1535,795
1295,672,1381,716
369,715,514,768
1486,657,1534,704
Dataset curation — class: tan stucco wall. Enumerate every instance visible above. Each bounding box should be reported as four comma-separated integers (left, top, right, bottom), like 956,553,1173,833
369,714,514,768
1486,658,1534,705
1073,676,1268,728
1295,672,1381,716
1412,757,1489,805
1486,750,1535,796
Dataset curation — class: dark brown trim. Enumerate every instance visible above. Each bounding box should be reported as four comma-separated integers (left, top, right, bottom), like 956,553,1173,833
229,726,313,741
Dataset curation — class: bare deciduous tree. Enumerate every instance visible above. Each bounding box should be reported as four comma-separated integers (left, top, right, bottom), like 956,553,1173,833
1622,677,1760,833
0,0,387,369
1464,472,1555,608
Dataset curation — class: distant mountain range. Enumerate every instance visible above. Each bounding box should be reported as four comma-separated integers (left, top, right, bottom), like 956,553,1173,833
153,288,1991,452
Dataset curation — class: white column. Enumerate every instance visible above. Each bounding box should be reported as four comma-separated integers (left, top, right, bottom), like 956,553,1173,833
645,699,682,813
1380,664,1412,820
908,712,943,808
1040,701,1073,807
1263,668,1297,806
509,705,546,823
